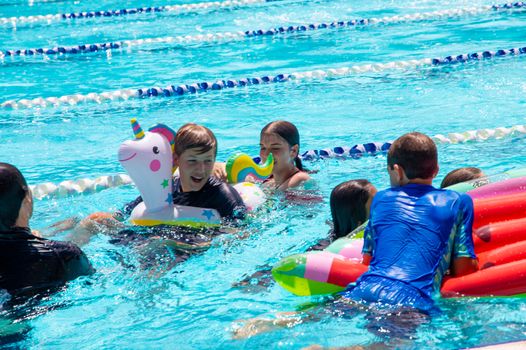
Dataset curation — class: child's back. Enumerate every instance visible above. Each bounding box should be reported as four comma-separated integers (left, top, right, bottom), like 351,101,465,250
363,184,474,297
344,132,478,312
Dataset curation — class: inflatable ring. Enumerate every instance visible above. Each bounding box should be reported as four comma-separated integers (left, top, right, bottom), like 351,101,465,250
273,177,526,297
118,119,221,228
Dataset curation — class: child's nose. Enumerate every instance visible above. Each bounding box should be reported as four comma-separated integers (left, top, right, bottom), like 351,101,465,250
197,162,206,172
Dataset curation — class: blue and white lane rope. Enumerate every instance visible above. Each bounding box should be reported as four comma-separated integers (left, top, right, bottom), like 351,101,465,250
300,125,526,160
2,2,526,58
2,1,525,28
2,45,525,110
31,174,132,200
0,0,268,26
30,124,526,199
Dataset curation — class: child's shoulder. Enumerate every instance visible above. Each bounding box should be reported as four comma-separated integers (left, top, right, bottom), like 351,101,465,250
207,176,241,195
290,171,311,186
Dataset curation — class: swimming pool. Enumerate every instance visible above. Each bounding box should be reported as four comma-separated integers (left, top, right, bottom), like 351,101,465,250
1,0,526,347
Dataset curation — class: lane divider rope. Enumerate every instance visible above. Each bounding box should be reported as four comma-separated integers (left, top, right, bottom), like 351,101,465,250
2,2,525,58
300,124,526,160
2,45,525,110
30,124,526,199
0,0,269,26
30,174,132,200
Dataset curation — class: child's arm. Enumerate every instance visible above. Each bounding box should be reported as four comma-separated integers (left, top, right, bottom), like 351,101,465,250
362,254,372,266
451,257,478,276
361,218,375,266
213,162,228,181
450,194,479,276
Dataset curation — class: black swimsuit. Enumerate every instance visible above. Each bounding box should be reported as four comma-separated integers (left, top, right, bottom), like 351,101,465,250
0,227,94,297
118,176,246,220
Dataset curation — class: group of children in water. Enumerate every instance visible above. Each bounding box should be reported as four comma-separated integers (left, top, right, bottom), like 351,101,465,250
0,120,485,328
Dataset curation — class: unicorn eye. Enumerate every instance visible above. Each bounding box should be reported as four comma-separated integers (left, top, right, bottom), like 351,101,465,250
152,146,159,154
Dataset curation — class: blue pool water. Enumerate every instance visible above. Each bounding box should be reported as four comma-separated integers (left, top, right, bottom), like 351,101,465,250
1,0,526,348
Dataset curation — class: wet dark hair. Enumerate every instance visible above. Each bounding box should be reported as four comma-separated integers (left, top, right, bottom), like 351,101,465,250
174,123,217,157
0,163,28,231
440,167,483,188
330,179,374,238
387,132,438,180
261,120,303,171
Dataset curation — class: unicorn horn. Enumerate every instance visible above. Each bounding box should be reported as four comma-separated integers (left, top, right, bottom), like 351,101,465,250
131,118,145,139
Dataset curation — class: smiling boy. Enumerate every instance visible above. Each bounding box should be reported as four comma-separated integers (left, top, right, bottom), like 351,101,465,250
118,123,246,221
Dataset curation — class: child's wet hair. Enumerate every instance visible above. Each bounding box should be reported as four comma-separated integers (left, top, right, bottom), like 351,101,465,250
0,163,28,230
174,123,217,157
387,132,438,180
261,120,303,171
330,179,373,237
440,167,483,188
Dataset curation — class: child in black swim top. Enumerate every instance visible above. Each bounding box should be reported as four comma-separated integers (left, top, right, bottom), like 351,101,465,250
53,123,246,247
0,163,93,299
116,123,246,221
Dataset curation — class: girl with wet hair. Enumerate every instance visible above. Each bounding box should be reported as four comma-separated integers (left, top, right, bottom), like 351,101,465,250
307,179,377,251
440,167,484,189
214,120,311,191
330,179,376,237
259,120,310,190
234,179,377,290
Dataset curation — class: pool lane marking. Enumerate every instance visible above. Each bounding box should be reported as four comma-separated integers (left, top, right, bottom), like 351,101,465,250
1,2,525,57
29,124,526,200
31,174,132,200
300,125,526,160
0,0,272,27
1,45,525,110
1,1,524,27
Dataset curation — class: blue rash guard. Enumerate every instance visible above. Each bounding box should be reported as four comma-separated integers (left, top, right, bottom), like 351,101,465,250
343,183,476,312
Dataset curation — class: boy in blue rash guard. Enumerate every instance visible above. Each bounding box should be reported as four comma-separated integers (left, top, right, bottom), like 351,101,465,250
343,132,479,313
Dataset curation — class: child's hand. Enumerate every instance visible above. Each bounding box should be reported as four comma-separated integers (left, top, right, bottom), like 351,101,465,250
161,238,212,251
232,312,302,339
48,216,81,234
213,162,228,181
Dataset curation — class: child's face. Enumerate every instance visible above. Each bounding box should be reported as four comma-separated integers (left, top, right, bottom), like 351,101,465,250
259,132,298,172
174,147,216,192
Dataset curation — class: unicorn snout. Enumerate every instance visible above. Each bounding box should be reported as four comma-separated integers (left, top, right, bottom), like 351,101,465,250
118,142,137,163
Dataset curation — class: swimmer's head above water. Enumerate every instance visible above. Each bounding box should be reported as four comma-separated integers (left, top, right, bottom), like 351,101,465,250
0,163,32,231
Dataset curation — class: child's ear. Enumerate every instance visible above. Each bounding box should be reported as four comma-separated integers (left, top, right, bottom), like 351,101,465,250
15,190,33,227
290,144,299,157
396,164,408,182
433,165,439,179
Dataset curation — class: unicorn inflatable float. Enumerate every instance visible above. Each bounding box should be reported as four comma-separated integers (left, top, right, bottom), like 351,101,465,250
118,119,269,228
